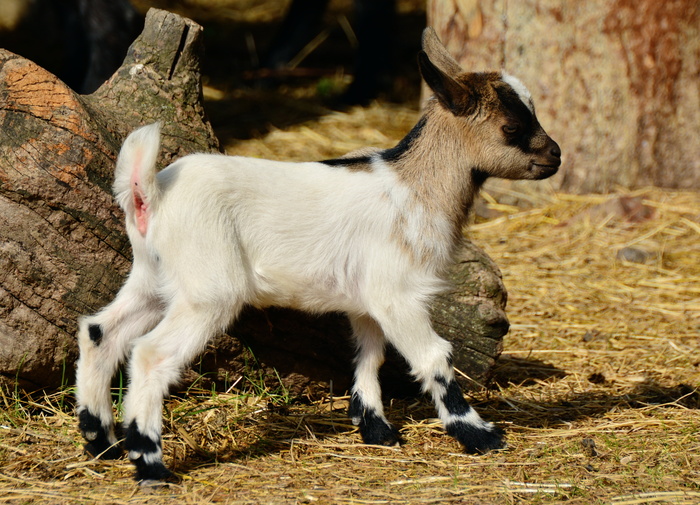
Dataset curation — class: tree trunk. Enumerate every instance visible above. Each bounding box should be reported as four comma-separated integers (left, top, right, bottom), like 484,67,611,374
0,8,508,396
427,0,700,194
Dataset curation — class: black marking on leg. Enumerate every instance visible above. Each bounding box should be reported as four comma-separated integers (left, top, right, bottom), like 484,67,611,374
78,409,122,459
124,420,175,482
434,376,505,453
439,377,471,417
88,324,103,345
434,375,449,390
124,420,160,454
446,421,506,454
349,393,401,446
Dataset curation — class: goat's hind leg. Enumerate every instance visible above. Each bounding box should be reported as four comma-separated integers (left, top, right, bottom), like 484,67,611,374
122,299,239,482
76,276,164,460
348,315,400,446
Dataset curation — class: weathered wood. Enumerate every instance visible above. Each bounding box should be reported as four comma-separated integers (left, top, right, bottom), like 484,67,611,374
0,8,508,395
428,0,700,193
0,9,219,389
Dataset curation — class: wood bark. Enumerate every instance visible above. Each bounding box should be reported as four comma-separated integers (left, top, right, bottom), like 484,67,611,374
0,8,219,389
428,0,700,194
0,8,508,396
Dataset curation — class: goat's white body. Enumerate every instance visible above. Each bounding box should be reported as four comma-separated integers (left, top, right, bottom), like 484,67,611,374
139,154,449,316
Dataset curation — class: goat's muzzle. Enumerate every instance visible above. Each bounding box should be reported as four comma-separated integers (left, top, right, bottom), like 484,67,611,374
530,138,561,179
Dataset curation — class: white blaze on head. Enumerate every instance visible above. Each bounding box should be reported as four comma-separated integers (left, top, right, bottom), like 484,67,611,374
501,73,534,114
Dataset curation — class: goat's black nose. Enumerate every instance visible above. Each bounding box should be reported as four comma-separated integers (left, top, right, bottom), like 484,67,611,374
550,142,561,159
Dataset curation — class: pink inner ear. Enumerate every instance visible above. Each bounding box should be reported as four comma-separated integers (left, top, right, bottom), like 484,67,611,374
130,154,149,236
133,188,149,236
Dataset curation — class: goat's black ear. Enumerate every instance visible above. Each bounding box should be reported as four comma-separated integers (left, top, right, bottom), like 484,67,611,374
418,51,476,116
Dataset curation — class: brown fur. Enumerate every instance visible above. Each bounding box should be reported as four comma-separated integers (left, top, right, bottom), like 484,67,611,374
325,29,559,269
383,30,560,269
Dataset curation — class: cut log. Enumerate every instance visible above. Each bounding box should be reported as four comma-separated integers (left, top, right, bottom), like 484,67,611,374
0,8,218,390
0,8,508,396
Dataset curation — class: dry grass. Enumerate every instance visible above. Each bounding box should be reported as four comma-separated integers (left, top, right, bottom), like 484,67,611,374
1,103,698,502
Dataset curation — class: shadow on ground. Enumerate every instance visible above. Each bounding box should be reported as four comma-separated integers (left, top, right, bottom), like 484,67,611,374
487,355,699,429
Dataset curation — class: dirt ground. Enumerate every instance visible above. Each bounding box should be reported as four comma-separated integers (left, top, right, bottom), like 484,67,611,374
1,1,699,503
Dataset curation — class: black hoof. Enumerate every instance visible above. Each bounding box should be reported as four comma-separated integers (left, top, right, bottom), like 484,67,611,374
359,417,401,446
78,409,122,459
133,458,177,483
124,420,177,483
349,394,401,446
446,422,506,454
84,440,123,460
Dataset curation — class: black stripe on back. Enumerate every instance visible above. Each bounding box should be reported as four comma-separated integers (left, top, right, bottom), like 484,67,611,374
381,115,427,163
321,114,427,167
320,155,373,167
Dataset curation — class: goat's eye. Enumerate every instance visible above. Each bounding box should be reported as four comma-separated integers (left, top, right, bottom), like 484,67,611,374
502,125,519,135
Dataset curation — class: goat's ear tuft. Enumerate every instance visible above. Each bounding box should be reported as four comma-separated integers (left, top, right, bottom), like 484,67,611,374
418,51,476,116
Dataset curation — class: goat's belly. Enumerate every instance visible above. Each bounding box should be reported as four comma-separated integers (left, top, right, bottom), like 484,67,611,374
249,268,359,314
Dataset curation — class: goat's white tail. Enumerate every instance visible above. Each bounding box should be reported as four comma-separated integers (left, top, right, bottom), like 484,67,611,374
113,123,162,236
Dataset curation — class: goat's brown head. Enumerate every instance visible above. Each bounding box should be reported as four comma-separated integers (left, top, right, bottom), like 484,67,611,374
418,28,561,181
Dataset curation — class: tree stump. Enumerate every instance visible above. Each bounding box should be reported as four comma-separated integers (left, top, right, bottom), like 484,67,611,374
428,0,700,194
0,8,508,396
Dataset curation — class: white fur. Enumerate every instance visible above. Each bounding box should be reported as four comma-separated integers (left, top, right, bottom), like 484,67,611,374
502,73,534,113
142,152,444,314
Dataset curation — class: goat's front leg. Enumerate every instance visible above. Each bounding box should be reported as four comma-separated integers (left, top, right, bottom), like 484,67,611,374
122,299,237,482
348,315,400,445
425,371,505,453
373,303,505,454
76,277,163,460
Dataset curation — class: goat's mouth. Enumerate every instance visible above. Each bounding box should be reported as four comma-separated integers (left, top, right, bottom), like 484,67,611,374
529,162,560,179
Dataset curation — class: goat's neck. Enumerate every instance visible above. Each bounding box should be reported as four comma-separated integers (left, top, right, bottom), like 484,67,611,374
385,105,483,259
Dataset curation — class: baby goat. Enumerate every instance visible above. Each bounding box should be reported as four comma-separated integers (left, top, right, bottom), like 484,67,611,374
76,27,561,481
